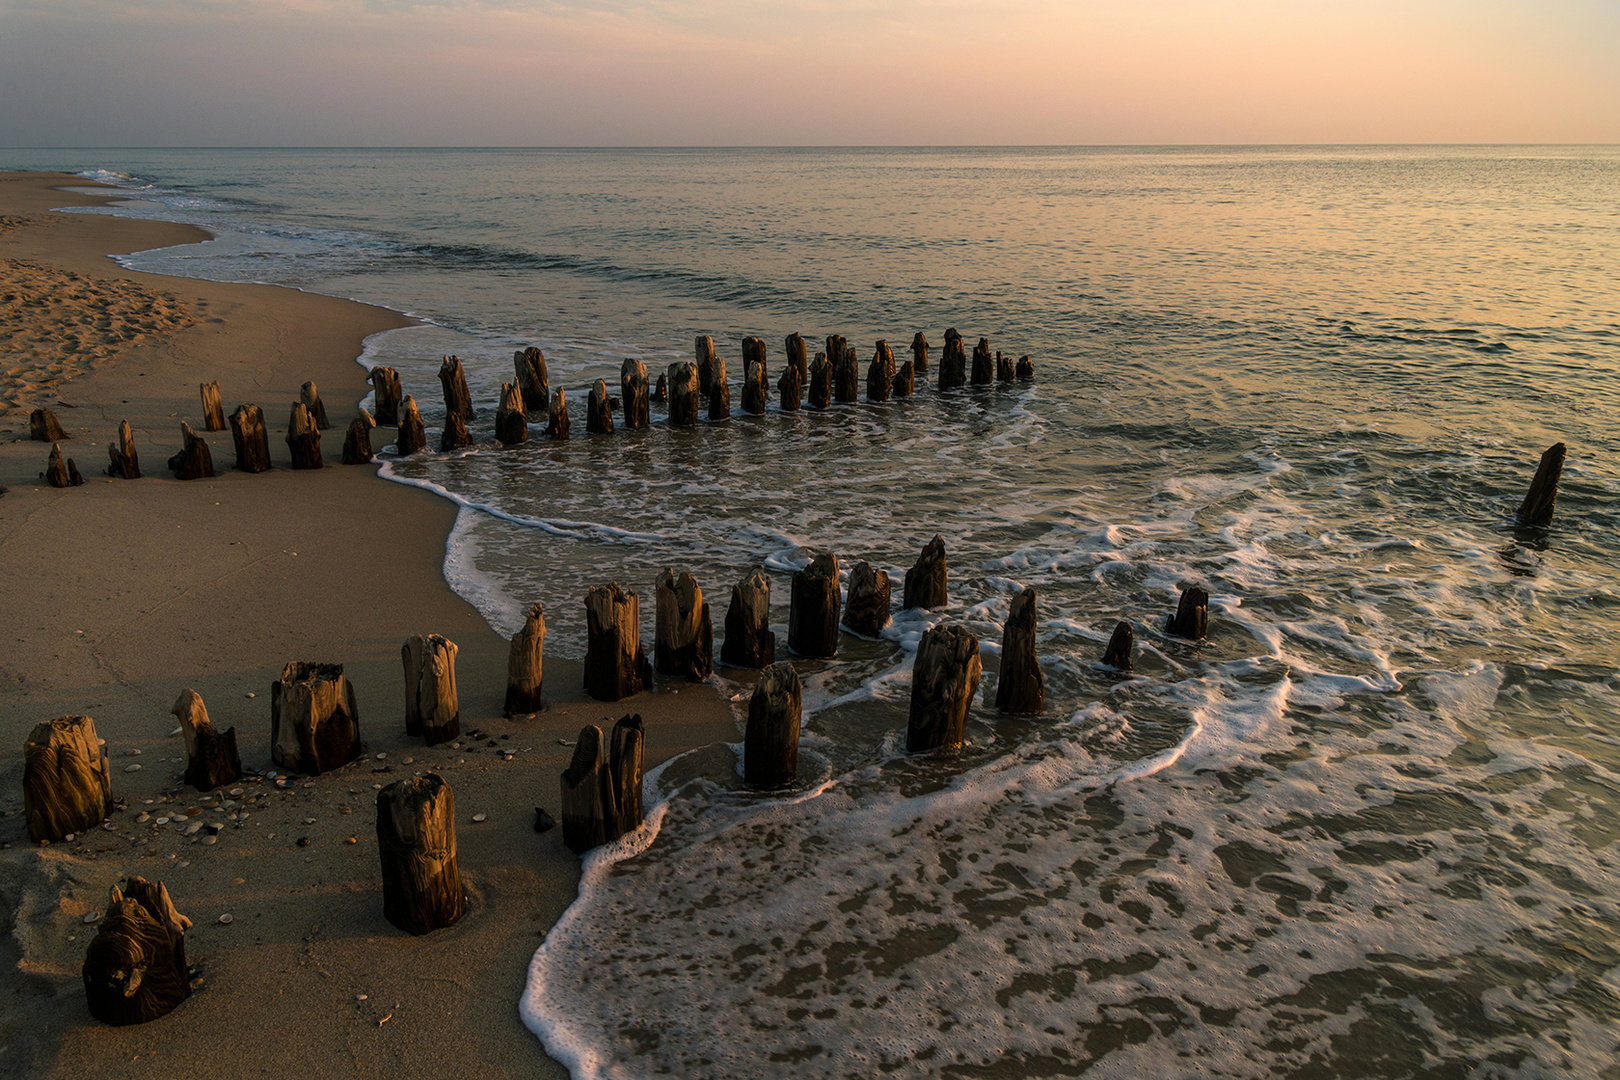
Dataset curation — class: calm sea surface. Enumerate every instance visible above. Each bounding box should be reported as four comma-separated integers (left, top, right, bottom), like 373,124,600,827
5,146,1619,1077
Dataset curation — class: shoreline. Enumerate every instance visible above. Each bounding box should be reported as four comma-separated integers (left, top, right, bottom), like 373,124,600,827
0,171,736,1079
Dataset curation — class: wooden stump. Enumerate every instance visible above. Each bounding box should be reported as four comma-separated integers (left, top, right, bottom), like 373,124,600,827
907,625,982,753
1165,585,1208,640
586,378,614,434
43,444,80,488
439,355,473,422
788,553,841,659
940,328,966,389
496,382,528,446
1016,355,1035,381
743,357,769,415
514,347,549,415
911,331,929,375
620,358,650,430
504,602,546,717
395,395,428,456
721,568,776,669
903,534,948,610
341,408,377,464
377,774,465,935
106,420,140,479
667,362,698,426
83,877,191,1026
653,372,668,403
199,381,227,432
695,335,718,397
270,661,361,776
808,353,832,409
654,568,713,681
971,338,994,386
867,340,895,402
745,662,801,789
777,361,802,411
1517,442,1565,527
825,335,847,381
369,366,402,425
1102,620,1133,672
440,409,473,453
402,634,460,746
168,422,215,480
996,351,1016,383
546,388,570,439
584,582,652,701
785,332,809,384
842,560,891,637
993,588,1043,714
172,689,242,792
229,403,271,473
708,353,731,421
30,408,66,442
894,359,914,398
300,380,330,429
22,715,112,843
285,404,322,470
560,715,645,854
833,345,859,403
68,458,84,486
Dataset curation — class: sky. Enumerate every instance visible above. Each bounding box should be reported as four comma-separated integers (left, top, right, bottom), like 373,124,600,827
1,0,1616,146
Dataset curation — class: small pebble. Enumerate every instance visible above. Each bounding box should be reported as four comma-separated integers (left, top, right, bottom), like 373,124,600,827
170,726,181,737
339,806,352,814
232,878,245,885
304,818,316,825
124,764,142,773
472,813,486,823
82,911,100,924
206,822,224,836
357,994,368,1002
102,821,116,831
372,783,382,790
403,757,414,765
376,753,387,760
229,788,243,796
126,748,141,756
345,836,358,844
136,812,151,823
183,822,203,836
218,913,233,924
245,692,255,699
203,835,217,846
156,816,170,825
63,833,75,842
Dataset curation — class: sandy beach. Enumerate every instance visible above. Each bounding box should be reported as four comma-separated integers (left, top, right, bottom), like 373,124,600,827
0,172,737,1079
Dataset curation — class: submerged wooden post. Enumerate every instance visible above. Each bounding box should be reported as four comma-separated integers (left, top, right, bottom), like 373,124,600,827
584,582,652,701
621,358,649,430
995,351,1015,383
842,560,891,637
270,661,361,775
199,381,227,432
1102,620,1134,672
439,409,472,453
169,422,215,480
667,362,699,426
377,774,465,935
495,382,528,446
825,335,847,384
83,877,192,1026
514,348,548,415
833,345,859,403
654,371,668,403
22,715,112,843
172,689,241,792
971,338,994,386
1016,355,1035,381
721,568,776,669
369,366,402,426
29,408,66,442
106,420,141,479
559,715,644,854
743,357,769,415
1165,585,1209,640
867,340,895,402
695,335,718,397
44,444,82,488
903,534,948,610
708,352,731,421
993,588,1043,714
777,361,802,411
230,403,271,473
785,332,809,384
808,353,832,409
907,625,982,753
745,662,801,789
545,388,570,439
438,355,473,422
285,403,322,470
402,634,460,746
300,381,330,429
654,569,713,681
788,553,841,658
586,378,614,434
1516,442,1566,527
395,395,427,456
911,332,929,375
341,408,377,464
504,602,546,717
894,359,914,398
939,328,966,389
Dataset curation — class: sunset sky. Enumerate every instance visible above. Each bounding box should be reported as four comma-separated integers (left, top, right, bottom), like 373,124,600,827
1,0,1616,146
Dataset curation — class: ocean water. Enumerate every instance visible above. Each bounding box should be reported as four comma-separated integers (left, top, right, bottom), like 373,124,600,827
6,146,1620,1077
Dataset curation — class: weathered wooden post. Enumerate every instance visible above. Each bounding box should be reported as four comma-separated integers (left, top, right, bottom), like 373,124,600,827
402,633,460,746
560,715,644,854
721,568,776,668
514,347,548,414
395,396,427,456
1517,442,1566,527
708,352,731,421
996,351,1015,383
903,534,948,610
106,420,141,479
745,662,801,789
695,335,718,397
1165,585,1208,640
993,588,1043,714
620,358,650,430
867,341,895,402
341,408,377,464
169,422,215,480
788,553,841,658
377,774,465,935
229,403,271,473
654,372,668,403
808,353,832,409
939,328,966,389
172,689,241,791
504,602,545,717
911,332,929,375
300,380,330,429
1102,620,1133,671
199,381,227,431
825,335,847,379
743,357,770,415
496,382,528,446
44,444,82,488
777,361,802,411
369,366,402,425
907,625,982,752
1016,355,1035,381
584,582,652,701
842,560,891,637
654,569,713,681
439,355,473,423
586,378,614,434
22,715,112,843
833,345,859,403
285,403,322,470
893,359,914,397
785,332,809,384
439,408,472,452
971,338,994,386
83,877,192,1026
29,408,66,442
546,388,570,439
270,661,361,775
667,362,699,426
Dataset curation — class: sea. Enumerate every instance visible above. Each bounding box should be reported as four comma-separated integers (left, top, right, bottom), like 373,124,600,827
3,146,1618,1078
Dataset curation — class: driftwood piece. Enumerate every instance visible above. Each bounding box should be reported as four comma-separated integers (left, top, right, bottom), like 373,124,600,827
586,378,614,434
867,340,895,402
369,366,402,425
43,444,78,488
83,877,191,1026
395,396,427,456
777,361,802,411
788,553,841,659
438,356,473,422
199,381,227,432
903,534,948,610
654,568,713,681
559,715,644,855
584,582,652,701
341,408,377,465
546,388,570,439
30,408,66,442
907,625,982,753
1102,620,1133,672
270,661,361,775
285,403,322,470
833,345,859,403
993,588,1043,714
785,332,808,383
172,689,241,792
504,602,546,717
742,357,769,415
1517,442,1566,527
971,338,994,386
1016,354,1035,381
911,331,929,374
620,358,649,430
996,351,1015,383
808,352,832,409
22,715,112,843
440,409,472,453
106,420,141,479
496,382,528,446
745,662,801,789
1165,585,1209,640
377,774,465,935
168,422,215,480
940,328,967,389
514,348,549,415
402,634,460,745
708,353,731,421
667,362,698,426
721,568,775,669
695,335,718,397
229,404,271,473
842,560,891,637
894,359,914,398
654,372,668,403
300,380,330,429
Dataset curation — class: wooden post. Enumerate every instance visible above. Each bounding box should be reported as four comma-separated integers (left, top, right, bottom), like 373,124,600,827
545,388,570,439
667,362,698,426
300,380,330,429
504,602,545,717
514,347,549,415
939,328,966,389
1102,620,1133,672
867,341,895,402
743,357,769,415
893,359,914,398
906,625,982,753
903,534,948,610
1517,442,1566,527
29,408,66,442
377,774,465,935
996,351,1015,383
169,422,216,480
825,335,847,381
1165,585,1208,640
586,378,614,434
199,381,227,431
22,714,112,843
270,661,361,776
654,568,713,681
608,713,645,837
83,877,191,1026
808,353,832,409
560,715,645,854
842,560,891,637
395,395,428,456
993,587,1043,714
43,444,81,488
785,332,808,384
369,366,402,425
230,403,271,473
1016,355,1034,381
440,409,472,453
654,371,668,403
106,420,140,479
777,361,802,411
788,553,841,659
708,352,731,421
721,568,776,669
402,634,460,746
744,662,801,789
439,356,473,422
584,582,652,701
285,403,322,469
833,345,859,403
341,408,377,464
496,382,528,446
911,332,929,375
620,358,649,430
971,338,994,386
695,335,718,397
172,689,242,792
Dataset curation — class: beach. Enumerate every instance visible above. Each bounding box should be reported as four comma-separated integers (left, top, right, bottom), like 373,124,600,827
0,171,736,1079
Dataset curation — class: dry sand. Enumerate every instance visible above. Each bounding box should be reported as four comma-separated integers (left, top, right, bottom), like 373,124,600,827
0,173,738,1078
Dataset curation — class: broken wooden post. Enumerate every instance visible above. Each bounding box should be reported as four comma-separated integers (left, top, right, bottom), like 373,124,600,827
695,335,718,397
545,388,570,439
169,422,215,480
402,634,460,746
172,689,241,792
744,662,801,789
438,355,473,423
395,396,427,456
377,774,465,935
559,714,644,854
620,358,649,430
906,625,982,753
1165,585,1208,640
29,408,66,442
1016,354,1035,381
842,560,891,637
43,444,80,488
993,588,1043,714
867,341,895,402
743,356,769,415
199,381,227,432
1102,620,1133,672
708,352,731,421
229,403,271,473
903,534,948,610
341,408,377,464
939,328,967,389
911,331,929,375
22,715,112,843
721,568,776,669
654,569,713,681
586,378,614,434
270,661,361,776
439,409,472,453
285,403,321,470
369,366,402,425
504,602,546,717
777,360,802,411
654,371,668,403
495,382,528,446
894,359,914,397
833,345,859,403
106,420,140,479
788,553,841,658
996,351,1015,383
971,338,994,386
667,362,698,426
300,380,330,429
808,353,832,409
785,332,809,384
1516,442,1566,527
584,582,652,701
83,877,191,1026
514,347,548,415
